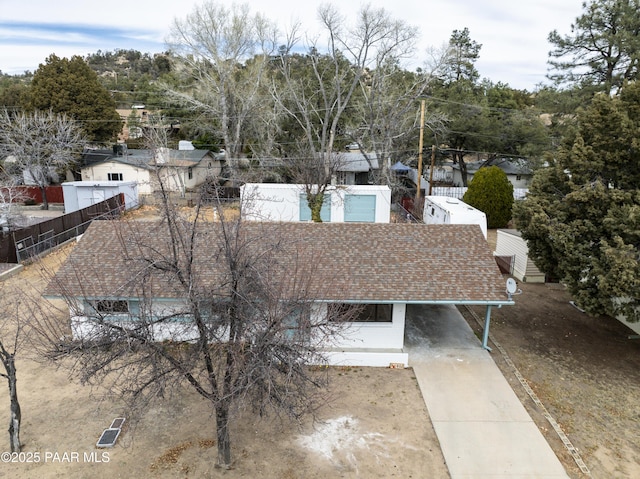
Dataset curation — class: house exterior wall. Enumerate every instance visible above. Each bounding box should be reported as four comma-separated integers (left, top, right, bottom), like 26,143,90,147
82,158,221,196
71,299,224,343
240,183,391,223
452,169,532,189
81,161,152,194
188,157,222,189
68,299,409,367
506,173,532,189
495,229,545,283
154,158,221,194
155,166,186,193
314,303,406,350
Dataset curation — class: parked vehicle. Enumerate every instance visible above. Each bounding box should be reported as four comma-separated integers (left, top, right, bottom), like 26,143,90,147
422,196,487,239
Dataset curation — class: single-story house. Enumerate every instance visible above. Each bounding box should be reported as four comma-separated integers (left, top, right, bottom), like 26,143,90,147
244,149,380,186
335,149,380,185
452,158,533,189
494,229,545,283
240,183,391,223
80,145,225,195
44,220,513,367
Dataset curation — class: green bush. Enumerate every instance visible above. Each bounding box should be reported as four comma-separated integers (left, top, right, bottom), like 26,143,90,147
462,165,513,228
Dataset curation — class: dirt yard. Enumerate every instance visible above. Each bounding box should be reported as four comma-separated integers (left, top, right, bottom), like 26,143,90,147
461,231,640,479
0,243,449,479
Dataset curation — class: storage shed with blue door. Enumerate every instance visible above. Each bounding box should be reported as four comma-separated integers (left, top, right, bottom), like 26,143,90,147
240,183,391,223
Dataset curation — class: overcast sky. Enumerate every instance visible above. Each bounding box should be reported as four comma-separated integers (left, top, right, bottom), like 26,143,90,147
0,0,583,91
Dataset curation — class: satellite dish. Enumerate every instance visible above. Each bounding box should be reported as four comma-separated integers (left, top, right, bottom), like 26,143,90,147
506,278,517,295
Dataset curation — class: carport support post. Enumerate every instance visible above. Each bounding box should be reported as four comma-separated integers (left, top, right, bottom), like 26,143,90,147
482,305,492,351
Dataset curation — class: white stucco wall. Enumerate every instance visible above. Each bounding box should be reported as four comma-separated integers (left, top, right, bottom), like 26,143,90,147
240,183,391,223
70,299,228,342
81,161,153,194
69,299,408,367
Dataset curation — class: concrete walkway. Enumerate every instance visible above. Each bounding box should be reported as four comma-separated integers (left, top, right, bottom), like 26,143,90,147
405,304,569,479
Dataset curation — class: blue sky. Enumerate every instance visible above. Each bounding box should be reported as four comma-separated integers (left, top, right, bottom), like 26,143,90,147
0,0,583,90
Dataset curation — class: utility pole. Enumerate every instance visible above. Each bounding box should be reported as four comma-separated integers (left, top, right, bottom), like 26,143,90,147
416,100,425,206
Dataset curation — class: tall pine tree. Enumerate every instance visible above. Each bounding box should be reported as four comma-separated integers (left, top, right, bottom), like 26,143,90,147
514,82,640,322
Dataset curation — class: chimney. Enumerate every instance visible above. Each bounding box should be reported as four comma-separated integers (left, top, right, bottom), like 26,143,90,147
112,144,127,156
155,147,170,164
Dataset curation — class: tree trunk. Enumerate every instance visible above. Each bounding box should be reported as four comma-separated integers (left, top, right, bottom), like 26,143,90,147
216,404,231,468
6,355,21,453
308,193,324,223
40,186,49,210
454,152,469,187
460,159,468,187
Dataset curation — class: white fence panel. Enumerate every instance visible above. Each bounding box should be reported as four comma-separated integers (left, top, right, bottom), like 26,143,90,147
429,187,529,200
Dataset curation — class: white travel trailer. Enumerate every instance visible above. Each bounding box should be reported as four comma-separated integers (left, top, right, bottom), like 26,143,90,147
422,196,487,239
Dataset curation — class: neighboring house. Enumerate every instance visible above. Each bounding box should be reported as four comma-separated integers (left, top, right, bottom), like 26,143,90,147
44,221,513,367
494,229,545,283
452,158,533,189
116,105,150,142
240,183,391,223
247,148,380,186
391,162,454,191
80,145,225,195
335,148,380,185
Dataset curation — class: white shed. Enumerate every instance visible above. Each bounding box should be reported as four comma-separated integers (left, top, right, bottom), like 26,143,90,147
495,229,545,283
62,181,139,214
240,183,391,223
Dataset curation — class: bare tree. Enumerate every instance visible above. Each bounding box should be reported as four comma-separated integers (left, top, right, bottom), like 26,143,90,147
165,1,278,159
0,180,30,232
0,109,86,210
352,63,447,187
39,182,358,468
0,285,26,452
272,4,423,219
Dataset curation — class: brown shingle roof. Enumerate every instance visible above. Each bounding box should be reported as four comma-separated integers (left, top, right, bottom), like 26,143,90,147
45,220,510,304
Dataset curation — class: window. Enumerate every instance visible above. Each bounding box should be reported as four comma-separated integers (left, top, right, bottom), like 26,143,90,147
188,167,193,180
108,173,123,181
93,300,129,314
283,305,312,341
330,303,392,322
516,175,522,181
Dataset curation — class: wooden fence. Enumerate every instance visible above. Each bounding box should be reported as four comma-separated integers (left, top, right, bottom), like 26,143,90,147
0,185,65,204
0,194,124,264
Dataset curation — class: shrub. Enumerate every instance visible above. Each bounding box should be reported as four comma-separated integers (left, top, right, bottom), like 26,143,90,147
463,165,513,228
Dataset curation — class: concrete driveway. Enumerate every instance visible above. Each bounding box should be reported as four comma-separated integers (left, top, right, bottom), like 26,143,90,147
404,304,569,478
